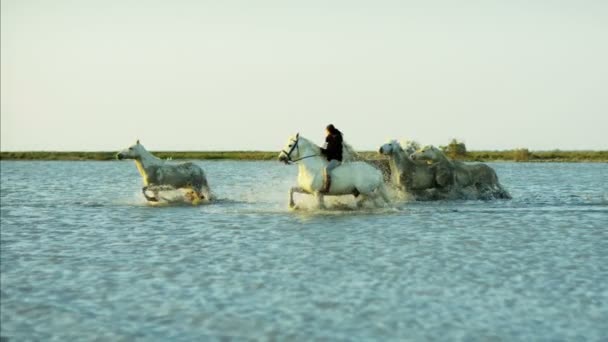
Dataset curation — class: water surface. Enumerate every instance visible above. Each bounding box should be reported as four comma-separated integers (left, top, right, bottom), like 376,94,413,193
1,161,607,340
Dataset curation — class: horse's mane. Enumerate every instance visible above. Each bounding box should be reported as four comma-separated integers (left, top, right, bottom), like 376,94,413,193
298,136,321,153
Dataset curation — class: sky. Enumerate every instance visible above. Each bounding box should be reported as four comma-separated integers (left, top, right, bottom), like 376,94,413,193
2,0,607,151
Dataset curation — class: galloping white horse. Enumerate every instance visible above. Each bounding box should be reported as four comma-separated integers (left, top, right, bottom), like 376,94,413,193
278,134,390,209
411,145,511,199
378,140,448,196
116,140,211,203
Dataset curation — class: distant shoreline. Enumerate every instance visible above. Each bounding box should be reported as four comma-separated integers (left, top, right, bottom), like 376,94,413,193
1,150,607,162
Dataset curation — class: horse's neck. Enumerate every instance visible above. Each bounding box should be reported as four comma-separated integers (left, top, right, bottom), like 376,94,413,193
134,150,163,185
296,141,325,175
134,160,150,185
392,150,415,169
138,149,163,169
298,138,321,156
433,153,452,165
298,156,325,172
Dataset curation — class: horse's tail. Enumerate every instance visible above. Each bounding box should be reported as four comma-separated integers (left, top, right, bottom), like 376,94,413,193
342,140,363,162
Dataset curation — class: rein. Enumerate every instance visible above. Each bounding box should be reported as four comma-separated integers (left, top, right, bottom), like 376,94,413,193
281,135,320,164
291,154,319,162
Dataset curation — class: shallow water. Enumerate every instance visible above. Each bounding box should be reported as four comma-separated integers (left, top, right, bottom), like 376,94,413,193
1,160,607,341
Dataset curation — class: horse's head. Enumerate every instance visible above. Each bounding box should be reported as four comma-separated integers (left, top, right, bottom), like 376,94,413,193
116,140,147,160
411,145,443,161
378,140,403,156
278,133,301,164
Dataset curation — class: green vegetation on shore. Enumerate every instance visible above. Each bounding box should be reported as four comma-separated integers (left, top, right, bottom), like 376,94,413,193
1,150,607,162
0,151,278,161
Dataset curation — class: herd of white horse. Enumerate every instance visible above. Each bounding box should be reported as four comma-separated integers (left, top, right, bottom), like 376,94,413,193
116,135,511,208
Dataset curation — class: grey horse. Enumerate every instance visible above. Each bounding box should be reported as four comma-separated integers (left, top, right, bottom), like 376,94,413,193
116,140,211,203
378,140,451,199
411,145,511,200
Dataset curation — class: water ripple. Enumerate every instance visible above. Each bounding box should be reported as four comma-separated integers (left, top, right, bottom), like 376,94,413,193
1,161,607,341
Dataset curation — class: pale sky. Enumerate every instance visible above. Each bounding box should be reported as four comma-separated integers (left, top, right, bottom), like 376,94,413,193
2,0,607,151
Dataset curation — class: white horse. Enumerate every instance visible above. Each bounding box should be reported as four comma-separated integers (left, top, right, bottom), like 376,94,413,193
411,145,511,199
278,134,390,209
116,140,211,203
378,140,450,199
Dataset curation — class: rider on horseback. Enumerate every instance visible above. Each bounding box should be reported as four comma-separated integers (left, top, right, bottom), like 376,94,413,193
320,124,343,193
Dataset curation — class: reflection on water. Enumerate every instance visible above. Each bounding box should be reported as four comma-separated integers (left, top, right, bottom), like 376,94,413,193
1,161,607,340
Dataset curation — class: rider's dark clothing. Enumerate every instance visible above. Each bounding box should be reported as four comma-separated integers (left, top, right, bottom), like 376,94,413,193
320,133,343,162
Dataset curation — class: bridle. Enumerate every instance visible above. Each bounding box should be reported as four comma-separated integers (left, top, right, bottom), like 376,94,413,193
281,134,319,164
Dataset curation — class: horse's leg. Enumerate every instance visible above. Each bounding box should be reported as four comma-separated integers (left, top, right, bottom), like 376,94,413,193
289,187,305,209
187,188,204,204
190,185,206,202
497,184,511,199
378,185,391,205
142,186,158,202
315,192,326,209
356,194,370,208
192,174,211,201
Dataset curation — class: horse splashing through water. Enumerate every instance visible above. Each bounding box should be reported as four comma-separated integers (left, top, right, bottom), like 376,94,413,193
378,140,450,200
411,145,511,200
278,134,391,209
116,140,211,204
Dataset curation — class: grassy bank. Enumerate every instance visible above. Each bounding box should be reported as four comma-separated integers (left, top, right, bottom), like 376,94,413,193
0,151,278,161
464,150,608,163
1,150,607,162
